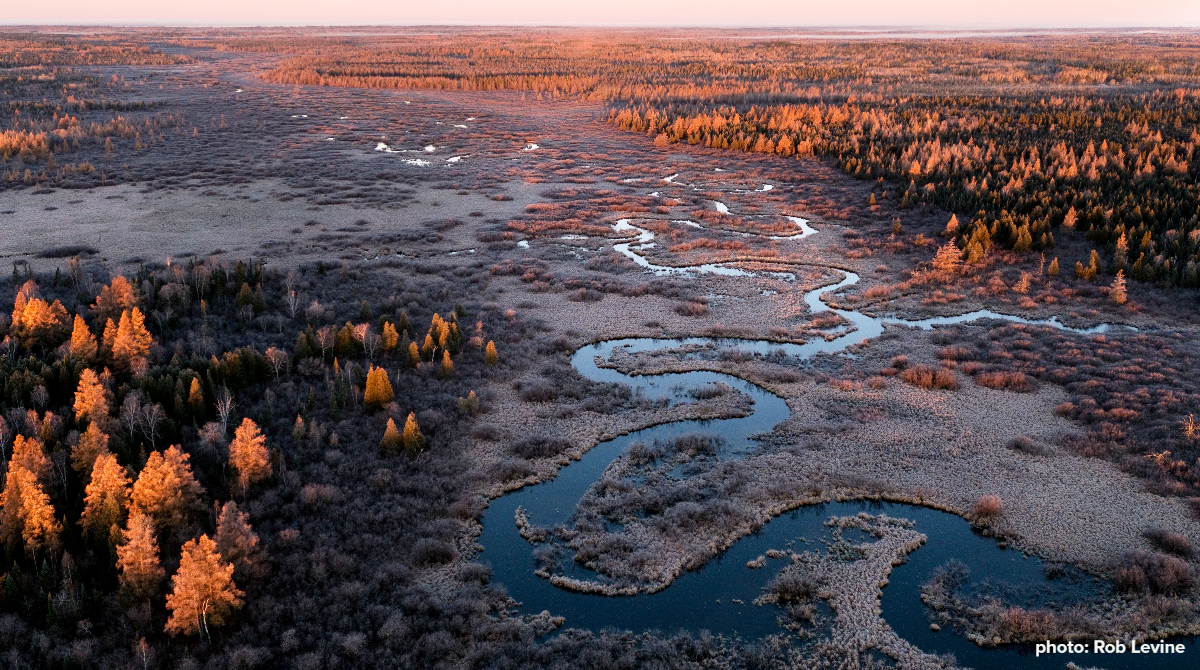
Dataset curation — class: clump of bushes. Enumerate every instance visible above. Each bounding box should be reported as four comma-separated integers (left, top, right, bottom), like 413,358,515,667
1115,550,1195,594
1143,528,1197,559
900,365,958,390
1007,435,1053,457
975,371,1038,393
510,435,571,459
973,494,1003,519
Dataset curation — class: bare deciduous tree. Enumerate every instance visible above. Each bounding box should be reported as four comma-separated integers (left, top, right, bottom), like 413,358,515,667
265,347,289,377
315,326,334,359
215,387,235,435
286,290,301,319
141,403,164,450
120,393,143,443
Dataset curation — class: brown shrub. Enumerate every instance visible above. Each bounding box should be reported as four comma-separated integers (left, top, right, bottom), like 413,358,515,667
996,607,1059,641
974,494,1003,518
674,301,709,316
900,365,958,390
937,346,974,361
975,371,1037,393
1144,529,1197,559
1116,551,1195,594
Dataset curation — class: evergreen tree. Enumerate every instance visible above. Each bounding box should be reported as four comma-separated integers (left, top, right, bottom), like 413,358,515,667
380,418,403,454
485,341,499,366
187,377,205,411
438,350,454,378
116,511,164,602
229,418,270,493
363,366,394,410
80,452,129,544
68,315,98,361
0,466,61,557
1111,270,1128,305
71,423,111,478
1048,257,1059,276
73,368,109,424
112,308,153,366
402,413,425,453
215,501,265,582
381,322,399,352
130,446,204,535
165,534,243,637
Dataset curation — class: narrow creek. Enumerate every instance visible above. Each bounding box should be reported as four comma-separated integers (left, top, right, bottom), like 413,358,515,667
477,202,1186,668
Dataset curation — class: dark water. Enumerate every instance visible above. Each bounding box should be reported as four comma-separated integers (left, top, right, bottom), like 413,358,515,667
476,274,1185,668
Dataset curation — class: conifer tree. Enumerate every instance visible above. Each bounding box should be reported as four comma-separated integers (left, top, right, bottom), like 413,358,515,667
380,418,403,454
69,315,97,361
363,366,394,410
408,341,421,368
931,241,962,275
74,368,109,424
485,341,498,366
101,318,117,355
1111,270,1128,305
10,435,50,484
93,276,137,323
165,534,243,637
438,350,454,378
402,413,425,453
381,322,399,352
116,511,164,602
0,465,61,556
187,378,204,411
112,308,153,366
229,418,270,493
421,332,435,360
215,501,265,581
80,452,130,544
130,446,204,535
1048,257,1059,276
71,422,111,478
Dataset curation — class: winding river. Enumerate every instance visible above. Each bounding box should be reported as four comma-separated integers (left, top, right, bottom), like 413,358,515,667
478,201,1188,669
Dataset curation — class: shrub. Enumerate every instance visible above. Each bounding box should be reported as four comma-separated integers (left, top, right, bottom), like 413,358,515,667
1007,436,1053,457
1144,529,1197,559
509,436,570,459
900,365,958,390
974,494,1003,519
1116,551,1195,594
520,381,558,402
975,371,1037,393
674,301,709,316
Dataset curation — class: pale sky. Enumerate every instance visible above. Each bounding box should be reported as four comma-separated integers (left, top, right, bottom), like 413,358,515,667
3,0,1198,28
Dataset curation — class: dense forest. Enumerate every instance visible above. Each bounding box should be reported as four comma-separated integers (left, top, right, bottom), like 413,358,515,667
0,257,527,667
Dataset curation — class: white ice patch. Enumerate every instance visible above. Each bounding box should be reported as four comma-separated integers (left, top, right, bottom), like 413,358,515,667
424,145,436,152
466,117,476,121
339,116,349,120
403,159,431,166
404,100,411,105
454,124,468,128
446,155,469,163
447,249,477,255
757,184,774,192
517,240,530,248
325,137,336,141
290,114,308,118
523,143,539,151
767,216,818,240
649,191,660,197
235,89,243,93
663,173,679,183
713,201,729,214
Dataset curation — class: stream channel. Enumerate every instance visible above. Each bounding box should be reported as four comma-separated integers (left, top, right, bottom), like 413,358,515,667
478,207,1191,669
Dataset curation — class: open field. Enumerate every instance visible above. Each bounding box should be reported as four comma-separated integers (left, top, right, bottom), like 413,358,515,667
1,27,1199,670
